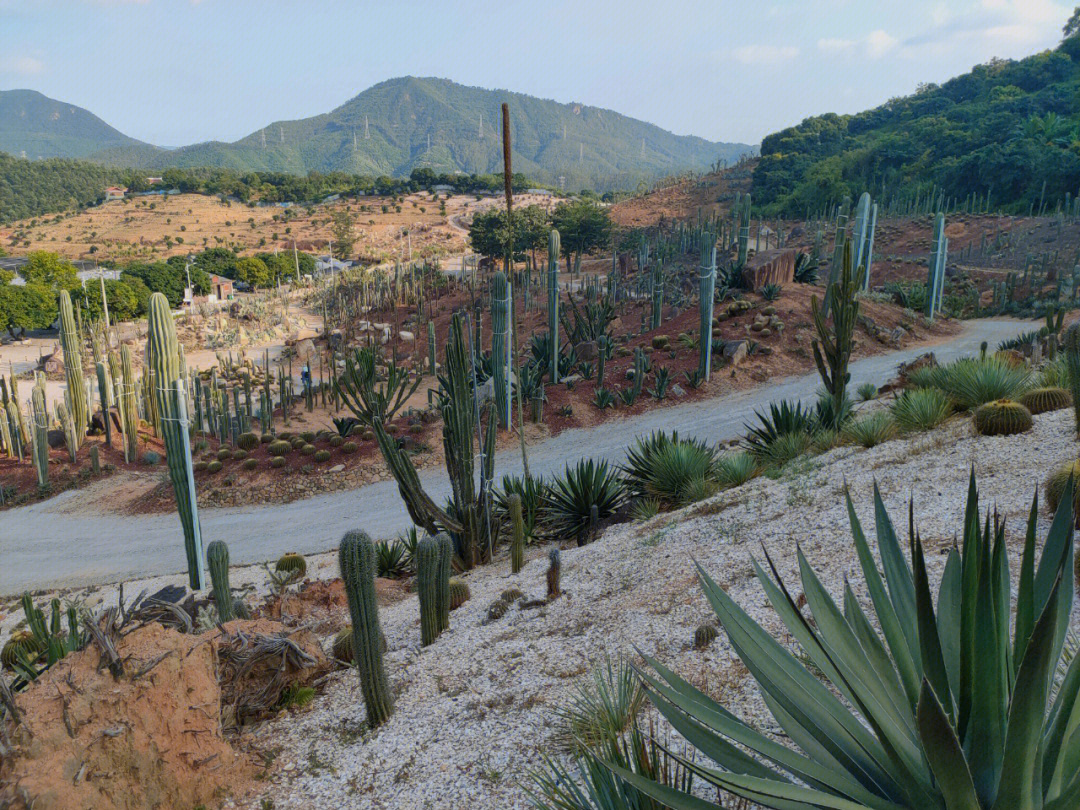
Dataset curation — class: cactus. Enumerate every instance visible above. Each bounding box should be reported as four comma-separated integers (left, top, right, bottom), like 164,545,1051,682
416,536,443,646
508,493,524,574
1019,386,1070,414
237,432,258,451
30,375,48,488
546,548,561,599
89,443,100,474
0,404,11,459
811,241,864,428
650,259,664,330
57,290,87,449
57,400,77,462
95,361,112,447
491,270,511,426
736,194,751,267
275,551,307,579
118,346,139,462
427,320,437,375
548,229,561,384
693,623,718,649
206,540,234,622
436,533,452,630
973,399,1032,436
1,630,42,669
1047,461,1080,528
448,577,470,610
339,530,393,727
485,599,508,622
925,212,948,320
699,241,716,380
147,293,205,590
1062,323,1080,436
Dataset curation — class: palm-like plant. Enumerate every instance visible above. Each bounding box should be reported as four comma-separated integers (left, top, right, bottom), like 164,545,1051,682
542,459,625,545
610,473,1080,810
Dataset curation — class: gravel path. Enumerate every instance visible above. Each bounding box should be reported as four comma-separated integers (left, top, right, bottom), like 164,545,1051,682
0,317,1026,594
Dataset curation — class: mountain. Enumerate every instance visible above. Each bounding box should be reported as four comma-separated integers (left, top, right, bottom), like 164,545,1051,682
1,79,753,192
752,37,1080,215
0,89,155,161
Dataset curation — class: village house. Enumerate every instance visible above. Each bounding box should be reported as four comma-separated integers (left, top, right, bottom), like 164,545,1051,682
104,186,128,201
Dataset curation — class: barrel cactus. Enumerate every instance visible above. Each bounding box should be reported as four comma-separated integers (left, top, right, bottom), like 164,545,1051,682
339,530,393,727
1,630,41,669
237,432,259,451
314,449,331,462
1046,460,1080,527
270,456,286,469
268,440,292,457
448,577,470,610
275,552,307,580
485,599,508,622
500,587,524,604
694,623,718,649
206,540,234,622
973,399,1033,436
332,624,387,663
1019,386,1070,415
207,460,223,473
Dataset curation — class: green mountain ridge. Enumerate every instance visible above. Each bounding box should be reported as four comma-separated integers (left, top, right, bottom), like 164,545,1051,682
0,78,753,192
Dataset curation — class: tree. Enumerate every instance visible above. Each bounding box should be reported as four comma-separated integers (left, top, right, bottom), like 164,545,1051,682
0,282,57,338
551,200,611,274
19,251,79,294
468,205,551,264
234,256,270,290
1065,6,1080,38
83,279,141,322
192,247,239,281
330,211,355,259
121,262,186,307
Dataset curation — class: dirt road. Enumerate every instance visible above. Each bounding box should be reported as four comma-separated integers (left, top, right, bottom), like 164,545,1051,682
0,318,1027,594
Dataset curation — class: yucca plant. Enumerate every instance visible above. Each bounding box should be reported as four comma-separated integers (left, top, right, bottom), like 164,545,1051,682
842,411,898,448
911,356,1031,411
375,539,410,579
610,472,1080,810
542,459,625,545
553,657,645,755
623,431,718,507
856,382,879,402
760,283,782,301
891,387,952,432
715,451,758,489
744,400,818,457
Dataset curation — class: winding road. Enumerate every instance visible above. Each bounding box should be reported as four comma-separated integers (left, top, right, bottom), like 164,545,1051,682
0,318,1027,594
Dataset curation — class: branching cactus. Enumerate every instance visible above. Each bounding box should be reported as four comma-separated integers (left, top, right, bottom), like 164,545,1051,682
206,540,234,622
339,530,393,727
147,292,205,590
548,229,561,384
30,375,48,488
509,493,524,574
491,271,511,426
58,290,87,449
416,536,443,646
811,241,864,428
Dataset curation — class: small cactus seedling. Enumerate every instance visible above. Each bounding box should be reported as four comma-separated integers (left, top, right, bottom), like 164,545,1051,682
694,623,718,650
547,548,561,599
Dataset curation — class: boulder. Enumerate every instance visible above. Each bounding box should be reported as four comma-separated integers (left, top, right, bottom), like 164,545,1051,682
722,340,748,367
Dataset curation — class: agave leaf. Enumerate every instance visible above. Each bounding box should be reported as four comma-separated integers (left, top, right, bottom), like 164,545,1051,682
1045,770,1080,810
957,475,984,742
1014,492,1039,674
696,562,902,801
937,548,963,696
842,580,914,728
993,571,1062,810
872,483,921,675
990,518,1013,687
1044,641,1080,797
1034,475,1075,676
912,536,955,722
916,680,982,810
846,490,921,709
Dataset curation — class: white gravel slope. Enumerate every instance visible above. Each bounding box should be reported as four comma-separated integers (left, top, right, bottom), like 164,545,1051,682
238,407,1080,810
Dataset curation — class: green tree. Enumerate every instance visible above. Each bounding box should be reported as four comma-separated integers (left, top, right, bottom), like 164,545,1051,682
83,279,141,322
0,283,57,338
19,251,80,293
330,210,355,259
550,200,611,274
234,256,270,290
1065,6,1080,37
468,205,551,263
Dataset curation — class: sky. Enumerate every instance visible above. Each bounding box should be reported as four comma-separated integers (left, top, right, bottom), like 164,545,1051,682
0,0,1076,148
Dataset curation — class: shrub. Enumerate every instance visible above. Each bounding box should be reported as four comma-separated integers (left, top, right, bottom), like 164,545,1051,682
890,387,951,432
764,431,812,466
494,474,547,539
542,459,625,545
842,411,897,448
615,474,1079,810
973,399,1033,436
1019,386,1070,414
553,657,644,755
715,451,757,488
375,540,409,579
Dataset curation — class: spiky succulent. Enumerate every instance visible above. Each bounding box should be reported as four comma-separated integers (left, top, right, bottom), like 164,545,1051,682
1046,460,1080,528
891,387,952,432
608,473,1080,810
448,577,470,610
622,431,718,508
275,552,307,580
693,623,718,650
542,458,625,545
1,630,41,669
973,399,1033,436
1019,386,1071,415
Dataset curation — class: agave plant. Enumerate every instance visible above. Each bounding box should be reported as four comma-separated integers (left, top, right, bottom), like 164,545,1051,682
611,472,1080,810
842,411,897,448
891,387,953,432
375,539,410,579
495,474,548,540
744,399,818,457
542,459,625,545
623,431,718,509
910,356,1031,411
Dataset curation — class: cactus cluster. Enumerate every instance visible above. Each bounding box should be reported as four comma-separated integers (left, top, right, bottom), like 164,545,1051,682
339,530,393,727
57,290,87,451
973,399,1033,436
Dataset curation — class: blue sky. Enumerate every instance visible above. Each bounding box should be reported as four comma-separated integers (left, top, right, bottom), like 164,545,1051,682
0,0,1075,147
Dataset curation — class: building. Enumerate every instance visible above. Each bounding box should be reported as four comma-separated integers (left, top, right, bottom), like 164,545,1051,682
145,177,163,185
104,186,128,201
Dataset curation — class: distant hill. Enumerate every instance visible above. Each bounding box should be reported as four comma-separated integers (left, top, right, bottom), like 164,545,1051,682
752,36,1080,215
1,79,754,193
0,89,155,161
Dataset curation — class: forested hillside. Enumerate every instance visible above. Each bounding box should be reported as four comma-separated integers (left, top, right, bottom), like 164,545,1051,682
753,33,1080,215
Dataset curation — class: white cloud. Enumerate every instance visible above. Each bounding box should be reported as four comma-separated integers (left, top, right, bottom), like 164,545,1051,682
866,29,898,58
0,56,44,76
817,37,855,52
728,44,799,65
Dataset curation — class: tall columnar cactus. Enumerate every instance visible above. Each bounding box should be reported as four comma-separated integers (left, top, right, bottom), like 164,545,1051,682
339,530,393,727
547,548,561,599
491,271,511,426
146,292,205,590
57,400,77,462
94,360,113,447
436,532,452,630
823,195,851,317
57,290,87,449
0,404,11,459
508,493,524,574
699,241,717,380
650,259,664,330
415,536,443,646
206,540,234,622
548,229,561,384
811,241,864,428
427,320,437,375
861,203,878,291
30,375,48,487
736,194,751,267
925,212,948,321
1063,323,1080,436
851,192,871,273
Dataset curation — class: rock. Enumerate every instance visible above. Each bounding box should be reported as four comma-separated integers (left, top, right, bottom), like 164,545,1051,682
329,464,345,473
477,371,518,404
574,341,598,362
561,374,583,386
47,429,66,449
670,384,687,398
722,340,748,367
294,338,316,361
399,331,415,342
